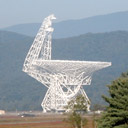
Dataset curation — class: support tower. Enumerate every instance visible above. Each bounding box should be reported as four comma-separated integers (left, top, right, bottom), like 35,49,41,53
23,14,111,112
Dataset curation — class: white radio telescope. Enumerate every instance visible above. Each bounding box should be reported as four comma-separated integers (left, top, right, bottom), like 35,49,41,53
23,14,111,112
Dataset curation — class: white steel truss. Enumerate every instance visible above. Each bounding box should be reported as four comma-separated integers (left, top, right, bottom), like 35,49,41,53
23,14,111,112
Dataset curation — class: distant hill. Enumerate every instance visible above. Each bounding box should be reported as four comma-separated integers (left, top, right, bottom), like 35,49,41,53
0,30,128,111
2,11,128,38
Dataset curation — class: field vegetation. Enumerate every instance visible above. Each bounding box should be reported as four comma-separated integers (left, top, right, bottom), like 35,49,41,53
0,114,98,128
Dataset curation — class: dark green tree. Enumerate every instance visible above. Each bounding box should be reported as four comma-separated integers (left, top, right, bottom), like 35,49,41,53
64,94,89,128
98,72,128,128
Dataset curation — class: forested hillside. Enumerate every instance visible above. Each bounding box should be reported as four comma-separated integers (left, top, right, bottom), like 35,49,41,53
0,30,128,111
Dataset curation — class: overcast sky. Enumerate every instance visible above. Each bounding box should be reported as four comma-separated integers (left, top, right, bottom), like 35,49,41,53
0,0,128,28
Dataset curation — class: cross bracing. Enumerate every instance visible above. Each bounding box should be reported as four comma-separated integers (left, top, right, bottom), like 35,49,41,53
23,14,111,112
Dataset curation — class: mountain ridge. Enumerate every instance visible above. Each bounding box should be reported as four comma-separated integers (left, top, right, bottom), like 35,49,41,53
2,11,128,38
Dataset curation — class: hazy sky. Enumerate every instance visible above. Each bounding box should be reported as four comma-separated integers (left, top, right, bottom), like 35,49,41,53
0,0,128,28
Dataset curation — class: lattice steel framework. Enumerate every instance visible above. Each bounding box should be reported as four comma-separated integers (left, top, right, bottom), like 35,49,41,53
23,14,111,112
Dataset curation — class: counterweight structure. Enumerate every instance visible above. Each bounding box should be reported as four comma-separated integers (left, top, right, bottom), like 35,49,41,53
23,14,111,112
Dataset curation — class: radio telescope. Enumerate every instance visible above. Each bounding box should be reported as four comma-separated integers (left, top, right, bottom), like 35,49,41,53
23,14,111,112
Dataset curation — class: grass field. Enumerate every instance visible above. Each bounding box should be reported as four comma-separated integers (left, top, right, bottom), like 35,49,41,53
0,113,99,128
